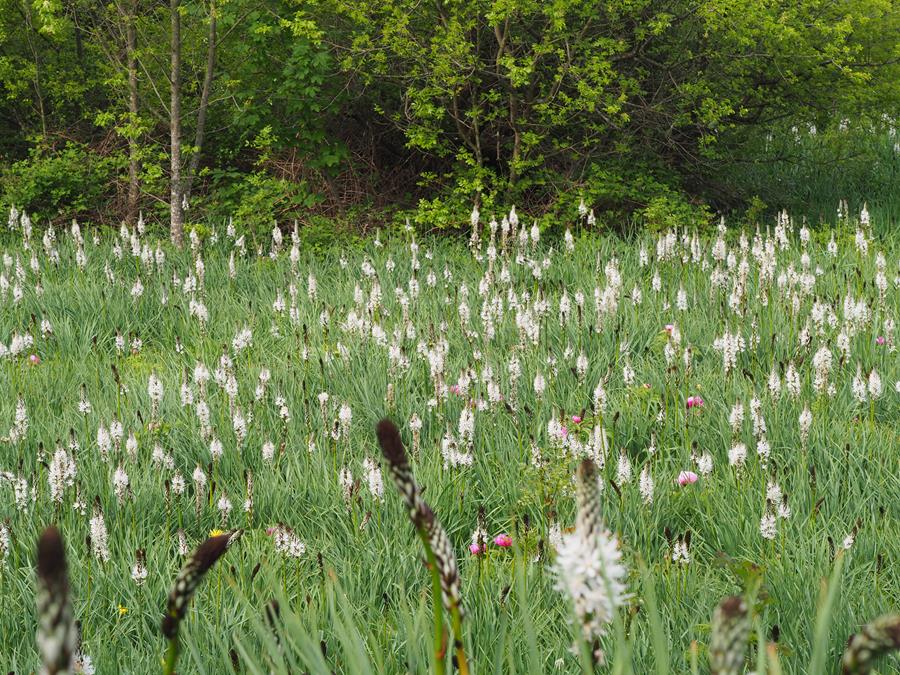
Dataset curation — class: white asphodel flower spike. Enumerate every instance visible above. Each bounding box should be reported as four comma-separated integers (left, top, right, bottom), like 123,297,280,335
555,460,629,663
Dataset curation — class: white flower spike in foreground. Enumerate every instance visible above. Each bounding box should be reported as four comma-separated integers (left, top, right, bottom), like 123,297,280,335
555,459,628,664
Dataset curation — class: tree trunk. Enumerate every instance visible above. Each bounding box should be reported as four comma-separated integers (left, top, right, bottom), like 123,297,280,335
183,0,216,203
507,93,520,191
70,1,85,66
169,0,184,247
22,1,48,139
125,0,140,224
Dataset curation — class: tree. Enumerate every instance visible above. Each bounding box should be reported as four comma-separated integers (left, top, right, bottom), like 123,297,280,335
316,0,900,213
124,0,141,223
182,0,215,204
1,0,896,227
170,0,184,246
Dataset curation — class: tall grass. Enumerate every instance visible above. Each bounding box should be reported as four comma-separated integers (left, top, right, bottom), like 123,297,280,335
720,121,900,233
0,209,897,673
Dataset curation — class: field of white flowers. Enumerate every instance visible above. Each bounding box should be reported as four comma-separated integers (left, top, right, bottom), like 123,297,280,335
1,205,899,674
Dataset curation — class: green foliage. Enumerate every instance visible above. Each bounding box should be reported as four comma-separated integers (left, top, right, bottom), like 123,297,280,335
322,0,899,213
410,158,502,231
0,0,343,226
716,120,900,232
0,0,897,227
0,0,105,156
567,163,713,233
216,3,343,168
0,144,120,223
205,168,321,234
294,214,365,253
639,195,713,235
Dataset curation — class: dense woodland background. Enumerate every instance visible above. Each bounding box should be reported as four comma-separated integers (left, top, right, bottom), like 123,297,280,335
1,0,899,235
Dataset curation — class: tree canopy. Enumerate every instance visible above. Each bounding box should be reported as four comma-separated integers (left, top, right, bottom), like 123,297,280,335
1,0,898,229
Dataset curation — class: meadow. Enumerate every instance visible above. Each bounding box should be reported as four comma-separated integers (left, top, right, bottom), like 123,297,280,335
2,206,900,674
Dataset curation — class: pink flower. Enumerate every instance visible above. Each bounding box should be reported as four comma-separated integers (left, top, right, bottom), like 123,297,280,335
449,384,461,395
677,471,698,487
265,527,276,536
876,336,886,345
469,543,484,555
560,426,568,438
494,534,512,548
571,415,582,424
664,324,675,335
686,395,704,409
28,354,40,366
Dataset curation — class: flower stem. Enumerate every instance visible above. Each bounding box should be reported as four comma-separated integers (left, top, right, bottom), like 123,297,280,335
450,603,470,675
163,636,179,675
418,528,447,675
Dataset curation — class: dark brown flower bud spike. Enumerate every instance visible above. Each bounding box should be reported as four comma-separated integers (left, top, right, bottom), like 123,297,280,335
36,526,75,675
842,614,900,674
576,459,602,540
376,419,468,675
162,530,242,675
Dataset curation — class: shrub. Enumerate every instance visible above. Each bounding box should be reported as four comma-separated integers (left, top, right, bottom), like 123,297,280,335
1,144,120,224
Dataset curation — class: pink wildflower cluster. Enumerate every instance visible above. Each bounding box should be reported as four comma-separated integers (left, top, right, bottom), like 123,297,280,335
469,533,512,555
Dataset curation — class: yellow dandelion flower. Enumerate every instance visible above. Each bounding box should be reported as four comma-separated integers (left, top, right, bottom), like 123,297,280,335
118,604,128,616
209,528,224,538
